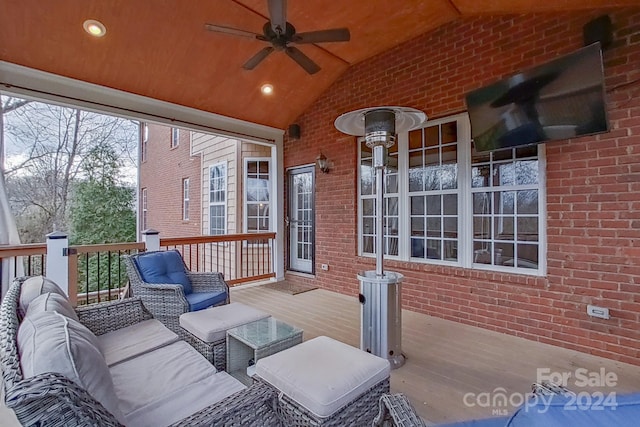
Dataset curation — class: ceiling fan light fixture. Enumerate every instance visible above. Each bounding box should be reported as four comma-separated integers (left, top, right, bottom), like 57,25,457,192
261,84,274,95
83,19,106,37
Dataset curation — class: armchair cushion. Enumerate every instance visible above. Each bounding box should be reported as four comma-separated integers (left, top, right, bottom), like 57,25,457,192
134,250,192,295
186,291,228,311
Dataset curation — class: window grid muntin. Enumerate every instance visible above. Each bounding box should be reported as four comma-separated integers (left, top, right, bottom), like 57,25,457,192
245,159,271,233
471,147,540,269
360,141,399,256
141,188,148,230
209,163,226,235
182,178,190,221
171,128,179,148
408,121,459,262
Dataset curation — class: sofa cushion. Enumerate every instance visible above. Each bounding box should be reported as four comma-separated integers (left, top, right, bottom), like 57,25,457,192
19,276,67,315
26,292,79,321
256,336,390,418
185,291,227,312
110,340,218,417
134,250,192,294
180,302,269,343
18,311,124,423
125,372,246,427
97,319,179,367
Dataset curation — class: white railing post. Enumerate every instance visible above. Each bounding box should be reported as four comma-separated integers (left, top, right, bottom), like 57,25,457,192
142,229,160,252
46,231,70,296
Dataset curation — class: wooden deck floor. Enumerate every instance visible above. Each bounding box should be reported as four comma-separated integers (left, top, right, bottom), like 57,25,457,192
3,284,640,426
233,284,640,425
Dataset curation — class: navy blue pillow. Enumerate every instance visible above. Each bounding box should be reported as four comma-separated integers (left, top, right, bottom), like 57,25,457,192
134,251,192,295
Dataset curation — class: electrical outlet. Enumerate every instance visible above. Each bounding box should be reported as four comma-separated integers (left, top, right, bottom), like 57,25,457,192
321,264,329,271
587,305,610,320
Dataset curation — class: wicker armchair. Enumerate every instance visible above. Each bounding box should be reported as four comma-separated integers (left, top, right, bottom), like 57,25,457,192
123,250,230,333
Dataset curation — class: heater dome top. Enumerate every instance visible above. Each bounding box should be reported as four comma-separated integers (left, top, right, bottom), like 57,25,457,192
334,106,426,136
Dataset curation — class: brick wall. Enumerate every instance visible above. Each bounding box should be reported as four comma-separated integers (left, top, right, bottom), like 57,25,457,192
139,124,202,238
284,9,640,364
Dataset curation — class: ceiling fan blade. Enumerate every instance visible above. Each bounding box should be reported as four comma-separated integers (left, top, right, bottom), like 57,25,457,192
285,47,320,75
204,23,263,40
243,47,275,70
293,28,351,44
268,0,287,34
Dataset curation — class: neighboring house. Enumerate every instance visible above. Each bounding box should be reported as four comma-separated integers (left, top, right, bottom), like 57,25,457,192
138,124,274,278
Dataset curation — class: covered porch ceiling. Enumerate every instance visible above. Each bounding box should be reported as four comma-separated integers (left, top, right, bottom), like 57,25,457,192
0,1,634,129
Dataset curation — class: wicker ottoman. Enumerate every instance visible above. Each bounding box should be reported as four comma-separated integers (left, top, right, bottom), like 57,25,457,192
256,336,391,426
179,302,269,371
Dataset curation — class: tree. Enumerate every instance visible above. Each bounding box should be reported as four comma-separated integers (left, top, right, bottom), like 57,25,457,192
69,146,136,292
1,95,137,242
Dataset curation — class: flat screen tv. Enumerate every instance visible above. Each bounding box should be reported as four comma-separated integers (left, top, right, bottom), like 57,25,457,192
465,43,608,153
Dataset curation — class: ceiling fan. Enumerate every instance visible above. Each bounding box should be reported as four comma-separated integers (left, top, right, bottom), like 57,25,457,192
204,0,350,75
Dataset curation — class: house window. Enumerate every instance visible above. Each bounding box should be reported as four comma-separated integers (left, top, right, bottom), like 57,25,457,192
182,178,190,221
360,142,399,256
408,121,459,262
141,188,148,230
141,123,148,162
171,128,180,148
245,159,271,233
357,113,545,275
209,162,226,235
471,146,541,270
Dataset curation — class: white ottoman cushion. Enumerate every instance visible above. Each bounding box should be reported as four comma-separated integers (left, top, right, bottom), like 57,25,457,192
179,302,269,343
256,336,390,418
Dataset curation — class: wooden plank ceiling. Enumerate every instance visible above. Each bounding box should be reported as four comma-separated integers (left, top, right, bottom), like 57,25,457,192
0,0,634,129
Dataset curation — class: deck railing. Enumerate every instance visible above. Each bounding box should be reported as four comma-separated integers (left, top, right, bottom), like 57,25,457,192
0,243,47,277
0,232,276,304
67,242,146,306
160,232,276,286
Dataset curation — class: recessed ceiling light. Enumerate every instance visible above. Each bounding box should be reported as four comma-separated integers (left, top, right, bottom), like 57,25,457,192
83,19,106,37
261,84,274,95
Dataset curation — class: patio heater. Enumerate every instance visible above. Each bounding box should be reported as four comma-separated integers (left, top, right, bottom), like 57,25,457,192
335,106,426,369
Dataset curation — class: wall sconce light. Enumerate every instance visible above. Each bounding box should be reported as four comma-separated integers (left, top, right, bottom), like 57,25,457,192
316,153,330,173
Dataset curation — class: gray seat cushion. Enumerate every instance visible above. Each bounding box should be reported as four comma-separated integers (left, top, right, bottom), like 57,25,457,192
110,341,221,417
179,302,269,343
256,336,390,418
97,319,179,367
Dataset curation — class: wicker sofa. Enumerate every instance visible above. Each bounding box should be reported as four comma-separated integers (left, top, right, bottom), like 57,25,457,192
0,276,279,427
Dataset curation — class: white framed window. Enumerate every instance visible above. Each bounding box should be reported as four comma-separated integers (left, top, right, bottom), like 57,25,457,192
209,162,226,235
171,127,180,148
245,158,271,233
141,188,148,230
141,123,148,162
359,141,399,256
182,178,190,221
357,113,546,275
471,145,543,272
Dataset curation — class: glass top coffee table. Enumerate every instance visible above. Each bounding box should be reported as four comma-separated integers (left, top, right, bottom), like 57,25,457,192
226,317,303,385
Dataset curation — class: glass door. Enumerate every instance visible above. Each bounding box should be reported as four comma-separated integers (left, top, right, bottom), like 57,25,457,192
288,167,314,274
